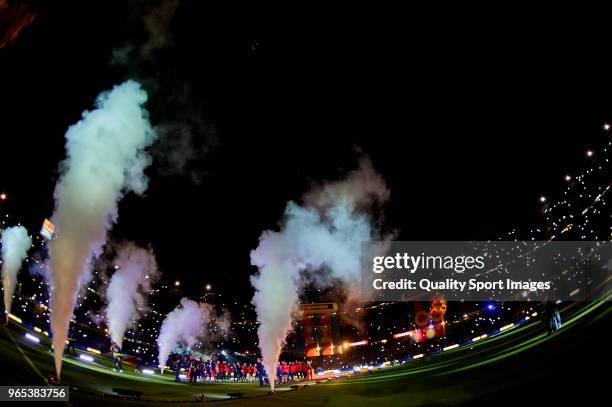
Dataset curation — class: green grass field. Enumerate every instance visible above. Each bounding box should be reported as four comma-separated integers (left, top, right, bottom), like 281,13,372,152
1,300,609,406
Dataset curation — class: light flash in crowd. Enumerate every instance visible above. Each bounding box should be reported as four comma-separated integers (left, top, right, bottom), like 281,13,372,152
539,196,547,203
565,175,572,182
0,193,6,200
174,280,180,287
40,218,55,240
604,123,610,131
205,284,211,291
587,150,594,157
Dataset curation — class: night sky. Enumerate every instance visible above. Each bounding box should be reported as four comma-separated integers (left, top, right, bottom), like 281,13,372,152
1,2,611,311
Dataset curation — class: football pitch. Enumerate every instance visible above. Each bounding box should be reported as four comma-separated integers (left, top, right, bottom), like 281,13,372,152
1,299,609,406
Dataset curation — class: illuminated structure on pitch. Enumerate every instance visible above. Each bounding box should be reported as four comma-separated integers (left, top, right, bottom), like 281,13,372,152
295,303,341,357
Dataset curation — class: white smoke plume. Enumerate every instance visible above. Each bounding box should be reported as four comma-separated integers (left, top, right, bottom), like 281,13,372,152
1,226,32,320
250,156,389,390
48,80,155,378
140,0,181,59
157,298,214,371
303,155,390,211
111,0,181,65
106,242,160,348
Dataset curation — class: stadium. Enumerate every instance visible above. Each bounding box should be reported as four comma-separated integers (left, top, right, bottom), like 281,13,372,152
1,4,611,406
1,299,609,404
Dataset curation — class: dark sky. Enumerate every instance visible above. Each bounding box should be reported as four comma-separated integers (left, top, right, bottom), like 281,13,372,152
1,2,611,308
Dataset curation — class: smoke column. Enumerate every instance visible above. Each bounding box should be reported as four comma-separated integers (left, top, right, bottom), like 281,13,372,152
1,226,32,320
157,298,213,371
250,157,389,390
48,80,155,378
106,242,160,347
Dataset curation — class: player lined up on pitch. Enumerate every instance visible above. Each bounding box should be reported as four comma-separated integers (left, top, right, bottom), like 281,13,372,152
164,353,314,385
